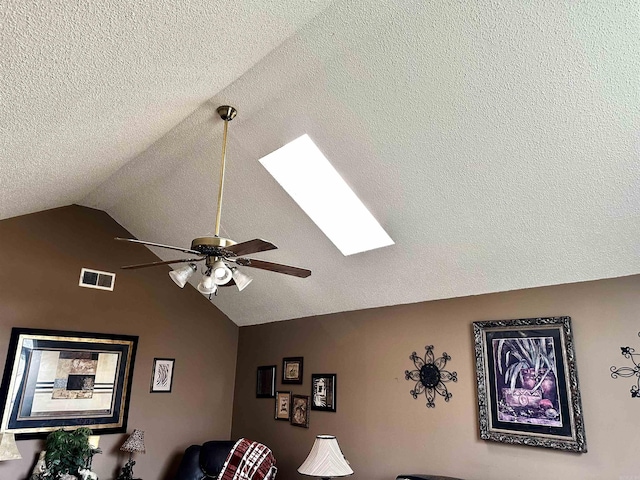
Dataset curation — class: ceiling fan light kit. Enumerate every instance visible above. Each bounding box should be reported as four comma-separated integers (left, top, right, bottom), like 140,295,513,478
116,106,311,296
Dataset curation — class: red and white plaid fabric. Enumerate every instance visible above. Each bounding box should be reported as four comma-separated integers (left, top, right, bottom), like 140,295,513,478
217,438,277,480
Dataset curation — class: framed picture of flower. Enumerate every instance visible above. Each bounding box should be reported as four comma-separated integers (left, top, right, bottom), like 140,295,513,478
473,316,587,452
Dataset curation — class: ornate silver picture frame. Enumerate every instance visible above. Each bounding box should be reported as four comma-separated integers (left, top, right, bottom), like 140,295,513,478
473,316,587,452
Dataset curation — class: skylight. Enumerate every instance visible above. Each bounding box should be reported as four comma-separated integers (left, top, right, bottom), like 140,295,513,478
259,134,394,256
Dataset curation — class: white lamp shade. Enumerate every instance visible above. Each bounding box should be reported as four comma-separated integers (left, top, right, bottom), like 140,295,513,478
0,433,21,461
197,274,218,295
298,435,353,478
232,268,253,291
169,263,197,288
88,435,100,449
211,260,233,285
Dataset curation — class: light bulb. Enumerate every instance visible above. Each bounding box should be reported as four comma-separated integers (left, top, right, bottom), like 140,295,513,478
211,259,233,285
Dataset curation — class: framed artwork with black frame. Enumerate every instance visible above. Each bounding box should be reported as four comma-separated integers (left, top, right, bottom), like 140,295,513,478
256,365,276,398
0,327,138,438
311,373,336,412
473,316,587,452
282,357,303,384
290,394,310,428
150,358,175,393
274,391,291,421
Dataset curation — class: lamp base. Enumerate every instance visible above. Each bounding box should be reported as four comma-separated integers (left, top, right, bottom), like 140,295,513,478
116,458,136,480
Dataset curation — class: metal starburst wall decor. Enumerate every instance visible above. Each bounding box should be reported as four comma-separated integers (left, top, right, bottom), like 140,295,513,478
405,345,457,408
610,332,640,398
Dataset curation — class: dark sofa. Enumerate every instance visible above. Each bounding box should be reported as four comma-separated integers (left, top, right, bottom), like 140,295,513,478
175,440,236,480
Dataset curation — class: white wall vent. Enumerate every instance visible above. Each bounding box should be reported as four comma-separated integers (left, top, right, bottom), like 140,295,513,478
79,268,115,291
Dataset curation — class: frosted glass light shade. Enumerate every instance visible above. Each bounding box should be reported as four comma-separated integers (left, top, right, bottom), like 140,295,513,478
169,263,197,288
232,268,253,291
197,274,218,295
0,433,21,461
298,435,353,478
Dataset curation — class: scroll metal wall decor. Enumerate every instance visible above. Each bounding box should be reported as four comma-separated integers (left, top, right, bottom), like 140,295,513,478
405,345,457,408
610,332,640,398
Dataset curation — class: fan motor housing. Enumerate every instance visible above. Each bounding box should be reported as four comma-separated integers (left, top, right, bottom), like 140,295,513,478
190,236,237,256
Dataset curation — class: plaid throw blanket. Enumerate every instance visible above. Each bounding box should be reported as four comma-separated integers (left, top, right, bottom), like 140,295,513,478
217,438,277,480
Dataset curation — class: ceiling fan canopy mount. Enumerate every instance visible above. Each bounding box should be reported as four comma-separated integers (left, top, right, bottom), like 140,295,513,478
216,105,237,122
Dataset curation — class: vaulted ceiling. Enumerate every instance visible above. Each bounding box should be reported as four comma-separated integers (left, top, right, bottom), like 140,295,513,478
3,1,639,326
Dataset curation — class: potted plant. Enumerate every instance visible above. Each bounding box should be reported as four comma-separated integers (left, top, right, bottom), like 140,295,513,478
35,428,100,479
496,337,557,396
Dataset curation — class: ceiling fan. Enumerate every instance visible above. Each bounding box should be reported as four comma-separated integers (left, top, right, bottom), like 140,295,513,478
116,105,311,297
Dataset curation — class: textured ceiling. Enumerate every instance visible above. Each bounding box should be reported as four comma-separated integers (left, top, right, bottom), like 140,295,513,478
3,1,639,326
0,0,333,219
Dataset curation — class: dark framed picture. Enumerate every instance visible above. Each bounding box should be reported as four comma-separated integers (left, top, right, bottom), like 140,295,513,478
473,316,587,452
256,365,276,398
274,391,291,421
150,358,175,393
282,357,303,384
290,394,310,428
0,328,138,438
311,373,337,412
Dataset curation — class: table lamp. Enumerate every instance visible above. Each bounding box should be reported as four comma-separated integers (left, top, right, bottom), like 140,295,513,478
117,429,145,480
0,432,21,461
298,435,353,480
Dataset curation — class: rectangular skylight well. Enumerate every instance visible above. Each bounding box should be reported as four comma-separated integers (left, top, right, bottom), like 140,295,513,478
259,134,394,256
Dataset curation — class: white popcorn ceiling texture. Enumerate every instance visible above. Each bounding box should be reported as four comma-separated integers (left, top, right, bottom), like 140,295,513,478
2,1,639,326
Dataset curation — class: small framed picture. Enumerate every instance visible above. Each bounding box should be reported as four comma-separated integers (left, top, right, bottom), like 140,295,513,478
256,365,277,398
275,391,291,421
290,395,310,428
282,357,303,384
150,358,175,393
311,374,337,412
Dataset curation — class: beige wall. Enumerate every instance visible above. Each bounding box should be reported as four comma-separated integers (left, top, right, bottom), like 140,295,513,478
232,275,640,480
0,206,238,479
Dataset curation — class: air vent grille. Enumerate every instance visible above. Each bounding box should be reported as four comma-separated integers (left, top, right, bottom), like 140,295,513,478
79,268,115,291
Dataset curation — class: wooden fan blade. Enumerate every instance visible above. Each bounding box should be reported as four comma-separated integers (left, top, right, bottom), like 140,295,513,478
235,258,311,278
121,258,204,270
225,239,278,257
115,237,202,255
